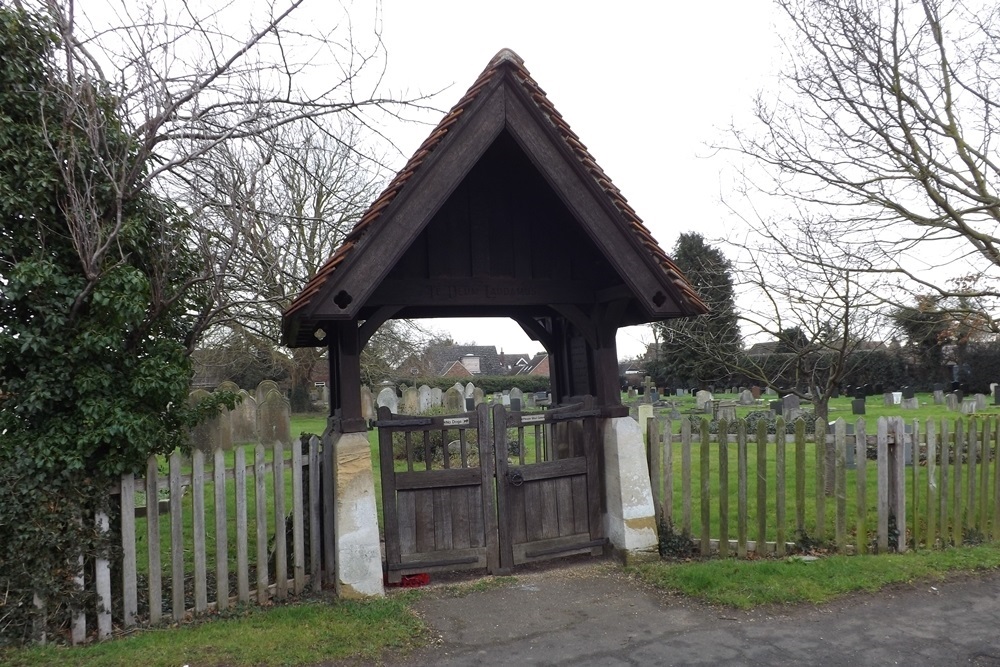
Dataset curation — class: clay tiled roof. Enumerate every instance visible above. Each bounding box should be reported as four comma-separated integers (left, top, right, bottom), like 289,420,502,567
284,48,708,323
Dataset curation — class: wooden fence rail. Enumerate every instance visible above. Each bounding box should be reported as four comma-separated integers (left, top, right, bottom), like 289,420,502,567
646,415,1000,557
57,436,333,644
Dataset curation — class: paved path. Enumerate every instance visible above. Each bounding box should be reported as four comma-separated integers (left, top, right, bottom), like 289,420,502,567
386,560,1000,666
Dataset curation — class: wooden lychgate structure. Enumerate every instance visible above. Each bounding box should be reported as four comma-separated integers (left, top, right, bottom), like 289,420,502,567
282,49,707,582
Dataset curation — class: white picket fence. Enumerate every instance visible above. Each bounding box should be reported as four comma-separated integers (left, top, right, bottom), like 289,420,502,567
58,436,333,644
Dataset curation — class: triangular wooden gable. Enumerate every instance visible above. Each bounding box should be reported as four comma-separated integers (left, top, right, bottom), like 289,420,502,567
282,49,706,348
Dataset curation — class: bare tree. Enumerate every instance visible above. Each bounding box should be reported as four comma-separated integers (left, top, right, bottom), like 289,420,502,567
729,0,1000,305
25,0,430,350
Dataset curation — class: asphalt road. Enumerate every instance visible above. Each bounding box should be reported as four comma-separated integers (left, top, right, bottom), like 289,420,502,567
384,559,1000,666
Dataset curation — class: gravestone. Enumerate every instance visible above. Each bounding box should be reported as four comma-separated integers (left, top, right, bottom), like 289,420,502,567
628,388,637,400
962,398,977,414
444,387,464,412
782,394,802,421
934,382,944,392
739,389,754,405
257,390,291,446
854,386,866,400
976,393,987,411
945,393,959,411
418,385,432,413
770,399,783,415
751,386,762,400
473,387,485,406
525,392,537,409
934,389,945,405
376,387,399,414
864,383,873,396
510,387,524,412
883,392,894,407
695,390,713,411
255,380,280,407
431,387,443,408
670,406,682,420
466,396,476,411
361,386,376,423
501,391,511,407
874,383,884,396
718,403,737,422
453,381,464,393
464,382,476,399
851,398,866,415
901,386,918,409
188,389,218,452
402,386,420,414
649,389,659,402
217,380,240,394
765,387,775,396
232,390,256,443
831,386,840,399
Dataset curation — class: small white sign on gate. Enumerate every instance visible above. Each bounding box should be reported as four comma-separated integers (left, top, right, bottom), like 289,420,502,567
521,414,545,424
443,417,470,427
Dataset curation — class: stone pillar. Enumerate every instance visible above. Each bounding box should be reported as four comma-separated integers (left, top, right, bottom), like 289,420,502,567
329,430,384,598
602,417,658,563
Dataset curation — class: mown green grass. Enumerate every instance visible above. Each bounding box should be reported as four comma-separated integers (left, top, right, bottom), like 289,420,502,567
630,543,1000,608
4,594,426,667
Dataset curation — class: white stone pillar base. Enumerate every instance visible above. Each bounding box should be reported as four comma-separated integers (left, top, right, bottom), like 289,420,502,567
602,416,659,564
330,430,384,598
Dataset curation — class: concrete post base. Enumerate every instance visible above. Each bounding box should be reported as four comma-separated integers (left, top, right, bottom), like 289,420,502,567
602,416,659,564
329,430,384,598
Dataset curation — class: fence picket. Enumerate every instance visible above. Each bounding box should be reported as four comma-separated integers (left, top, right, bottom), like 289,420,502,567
926,419,937,549
834,419,847,552
322,433,336,586
892,418,907,553
756,418,767,550
940,421,950,545
648,417,662,527
877,417,889,553
663,419,674,527
273,441,288,600
146,455,162,624
968,419,978,531
796,423,808,535
681,419,692,536
192,449,207,613
214,448,229,611
255,443,269,603
911,420,919,550
699,419,710,556
855,418,867,554
994,420,1000,542
954,420,964,546
775,418,786,556
169,451,185,621
120,473,137,627
737,420,748,559
979,418,991,533
309,436,322,592
814,418,825,543
292,439,305,595
95,511,112,640
718,420,729,558
235,446,250,603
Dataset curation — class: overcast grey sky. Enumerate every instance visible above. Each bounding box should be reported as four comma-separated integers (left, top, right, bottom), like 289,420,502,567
368,0,782,358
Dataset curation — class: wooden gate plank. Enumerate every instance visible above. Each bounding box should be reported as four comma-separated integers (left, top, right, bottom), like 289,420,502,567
492,403,514,573
451,486,472,550
556,476,575,536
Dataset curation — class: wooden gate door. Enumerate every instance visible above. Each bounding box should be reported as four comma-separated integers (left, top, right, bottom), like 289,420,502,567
377,403,500,583
492,398,606,570
378,399,605,581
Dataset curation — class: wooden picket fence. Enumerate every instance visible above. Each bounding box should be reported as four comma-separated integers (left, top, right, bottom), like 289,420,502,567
55,436,334,645
645,416,1000,557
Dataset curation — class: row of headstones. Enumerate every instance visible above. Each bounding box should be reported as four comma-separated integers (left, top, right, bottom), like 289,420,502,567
366,382,548,419
188,380,292,451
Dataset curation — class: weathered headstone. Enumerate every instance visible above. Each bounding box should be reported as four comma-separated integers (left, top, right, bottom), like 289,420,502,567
695,390,713,411
782,394,802,421
217,380,240,394
770,399,783,415
525,392,537,409
510,387,524,411
851,398,866,415
257,389,291,446
418,385,432,413
361,386,376,423
232,390,256,443
739,389,754,405
255,380,281,406
901,386,918,409
976,393,987,411
464,382,476,399
444,386,464,412
934,389,945,405
402,386,420,415
473,387,485,406
945,392,959,411
883,392,894,407
718,403,737,422
501,391,511,407
962,398,977,414
376,387,399,414
431,387,443,408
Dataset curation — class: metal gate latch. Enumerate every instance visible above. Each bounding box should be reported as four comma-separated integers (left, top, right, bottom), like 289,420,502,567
507,469,524,487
